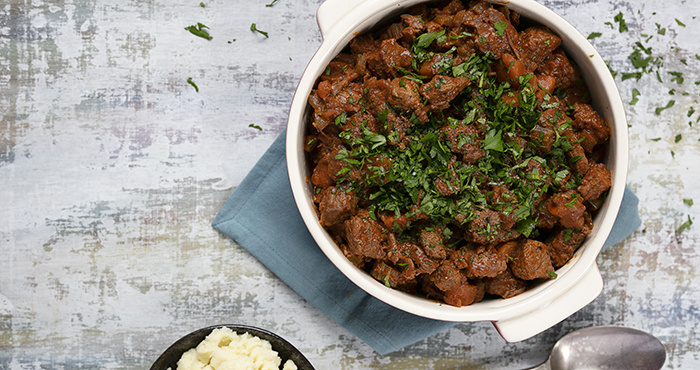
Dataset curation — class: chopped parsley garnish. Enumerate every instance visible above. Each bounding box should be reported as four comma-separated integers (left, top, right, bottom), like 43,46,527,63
494,21,507,36
683,199,694,206
655,100,675,114
630,88,641,105
656,23,666,35
587,32,602,40
668,71,684,84
200,2,205,7
185,23,213,40
546,270,558,278
614,12,628,33
250,23,269,38
187,77,199,92
675,18,686,27
677,215,693,233
266,0,279,7
675,134,682,143
248,124,263,131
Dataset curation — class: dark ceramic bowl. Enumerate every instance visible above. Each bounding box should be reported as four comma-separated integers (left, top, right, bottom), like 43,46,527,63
150,324,315,370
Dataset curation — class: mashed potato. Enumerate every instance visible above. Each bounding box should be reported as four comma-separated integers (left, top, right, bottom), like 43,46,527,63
176,327,298,370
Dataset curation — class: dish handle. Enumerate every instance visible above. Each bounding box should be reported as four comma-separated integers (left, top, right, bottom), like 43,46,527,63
492,264,604,342
316,0,366,38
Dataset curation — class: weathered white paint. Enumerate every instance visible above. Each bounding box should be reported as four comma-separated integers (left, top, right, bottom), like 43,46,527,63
1,0,699,369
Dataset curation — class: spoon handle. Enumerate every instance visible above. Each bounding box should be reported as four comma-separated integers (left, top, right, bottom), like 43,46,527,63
525,360,551,370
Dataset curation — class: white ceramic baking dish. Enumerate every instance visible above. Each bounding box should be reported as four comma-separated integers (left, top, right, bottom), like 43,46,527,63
286,0,628,342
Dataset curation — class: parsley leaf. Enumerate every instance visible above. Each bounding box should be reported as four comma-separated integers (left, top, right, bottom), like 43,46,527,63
250,23,269,38
266,0,279,6
185,23,213,40
630,88,641,105
675,134,682,143
675,18,686,27
587,32,603,40
668,71,684,84
677,215,693,233
494,21,507,37
187,77,199,92
415,29,446,49
483,129,504,152
656,22,666,35
248,124,263,131
683,198,694,206
614,12,628,33
655,100,675,114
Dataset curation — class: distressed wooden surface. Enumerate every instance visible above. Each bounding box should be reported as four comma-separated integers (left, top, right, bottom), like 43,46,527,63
1,0,699,368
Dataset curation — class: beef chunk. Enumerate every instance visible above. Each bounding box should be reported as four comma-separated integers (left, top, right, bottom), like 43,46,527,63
463,245,508,278
536,48,580,90
420,227,448,260
484,267,529,299
420,75,471,111
345,210,388,259
316,187,358,227
519,26,561,72
547,212,593,267
310,148,347,187
510,239,554,280
388,77,429,123
459,4,520,60
444,282,478,307
573,103,611,143
370,260,403,288
465,209,521,244
440,122,485,163
578,163,612,201
430,259,466,292
547,190,587,230
380,38,412,77
401,14,425,41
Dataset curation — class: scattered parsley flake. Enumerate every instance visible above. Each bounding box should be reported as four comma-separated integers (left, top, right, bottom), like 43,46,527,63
668,71,684,84
677,215,693,233
266,0,279,7
546,270,558,278
248,124,263,131
683,199,694,206
200,2,205,7
587,32,603,40
614,12,628,33
688,107,695,117
187,77,199,92
675,134,682,143
650,137,661,142
185,23,213,40
494,20,507,36
656,22,666,35
675,18,686,27
630,88,641,105
655,100,675,114
250,23,269,38
622,72,643,81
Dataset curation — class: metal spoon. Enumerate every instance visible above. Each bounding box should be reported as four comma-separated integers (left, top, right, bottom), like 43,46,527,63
527,326,666,370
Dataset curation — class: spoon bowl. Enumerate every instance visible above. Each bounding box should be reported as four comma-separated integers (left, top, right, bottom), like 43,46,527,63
529,326,666,370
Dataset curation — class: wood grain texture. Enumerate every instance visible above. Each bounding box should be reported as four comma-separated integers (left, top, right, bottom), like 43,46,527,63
1,0,698,369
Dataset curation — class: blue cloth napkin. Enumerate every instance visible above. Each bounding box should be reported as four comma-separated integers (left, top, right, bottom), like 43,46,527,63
212,129,641,355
